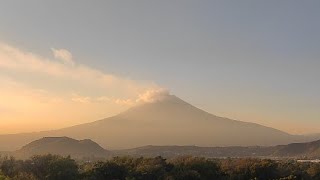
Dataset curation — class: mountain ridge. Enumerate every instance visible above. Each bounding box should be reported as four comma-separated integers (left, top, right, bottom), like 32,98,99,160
0,95,318,151
114,139,320,158
6,136,320,159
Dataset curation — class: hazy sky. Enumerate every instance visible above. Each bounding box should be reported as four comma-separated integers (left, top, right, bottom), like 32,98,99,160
0,1,319,134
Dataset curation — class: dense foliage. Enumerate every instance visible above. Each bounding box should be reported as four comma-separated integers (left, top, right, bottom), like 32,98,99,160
0,155,320,180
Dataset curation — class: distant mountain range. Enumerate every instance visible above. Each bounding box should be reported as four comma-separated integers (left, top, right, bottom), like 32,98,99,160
116,139,320,159
2,137,320,159
0,95,319,151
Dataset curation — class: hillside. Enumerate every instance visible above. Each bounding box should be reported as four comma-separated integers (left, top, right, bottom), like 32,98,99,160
0,95,317,151
273,140,320,158
115,139,320,159
14,137,109,159
113,145,276,158
11,137,320,159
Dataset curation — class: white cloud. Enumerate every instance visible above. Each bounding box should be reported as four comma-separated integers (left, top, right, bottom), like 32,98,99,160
0,41,156,97
113,88,171,106
51,48,74,66
115,98,135,106
136,88,170,103
0,41,167,132
69,88,171,106
96,96,111,102
71,93,92,103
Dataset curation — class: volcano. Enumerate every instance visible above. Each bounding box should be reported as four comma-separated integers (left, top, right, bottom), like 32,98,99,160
0,95,312,150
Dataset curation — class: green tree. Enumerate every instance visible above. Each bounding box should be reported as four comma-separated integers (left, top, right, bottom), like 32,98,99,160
134,156,168,180
168,156,224,180
0,171,10,180
307,164,320,179
29,154,79,180
0,156,25,178
84,161,127,180
12,172,37,180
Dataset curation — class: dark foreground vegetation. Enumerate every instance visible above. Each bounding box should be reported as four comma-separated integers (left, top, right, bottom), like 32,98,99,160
1,155,320,180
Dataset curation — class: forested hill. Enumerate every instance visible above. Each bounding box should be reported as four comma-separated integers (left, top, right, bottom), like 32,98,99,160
14,137,109,159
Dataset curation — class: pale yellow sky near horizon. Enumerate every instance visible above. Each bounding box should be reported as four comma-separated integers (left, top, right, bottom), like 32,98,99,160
0,41,319,135
0,41,170,134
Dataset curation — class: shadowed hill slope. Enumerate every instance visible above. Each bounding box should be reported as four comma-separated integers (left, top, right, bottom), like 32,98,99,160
115,139,320,158
273,139,320,158
14,137,108,159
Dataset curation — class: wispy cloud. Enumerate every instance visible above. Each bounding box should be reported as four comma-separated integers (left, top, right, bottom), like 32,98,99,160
136,88,170,103
71,93,92,103
51,48,74,66
0,41,160,96
0,42,150,95
114,88,170,106
0,41,165,133
115,99,135,106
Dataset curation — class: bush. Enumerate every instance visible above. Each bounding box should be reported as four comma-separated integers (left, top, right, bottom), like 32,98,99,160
168,156,224,180
1,155,320,180
29,154,79,180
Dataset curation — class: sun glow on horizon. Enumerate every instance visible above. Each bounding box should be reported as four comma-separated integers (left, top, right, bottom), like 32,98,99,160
0,41,167,133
